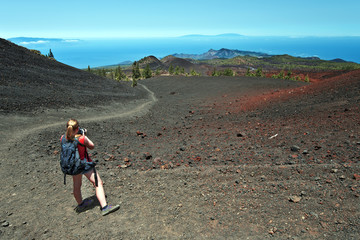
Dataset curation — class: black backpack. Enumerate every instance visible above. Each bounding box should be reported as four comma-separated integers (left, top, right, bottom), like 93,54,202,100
60,135,97,186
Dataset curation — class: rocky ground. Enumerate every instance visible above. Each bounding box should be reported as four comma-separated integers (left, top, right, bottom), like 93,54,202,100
0,38,359,239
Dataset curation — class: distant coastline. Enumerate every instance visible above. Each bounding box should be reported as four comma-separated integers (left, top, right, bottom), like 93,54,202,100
8,35,360,68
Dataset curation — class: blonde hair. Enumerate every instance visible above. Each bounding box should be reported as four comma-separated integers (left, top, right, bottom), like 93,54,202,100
66,119,79,140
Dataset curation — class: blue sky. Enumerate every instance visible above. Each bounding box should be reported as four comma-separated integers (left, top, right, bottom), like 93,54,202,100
1,0,359,38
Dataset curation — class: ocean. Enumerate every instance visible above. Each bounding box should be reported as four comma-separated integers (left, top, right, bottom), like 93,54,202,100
10,36,360,69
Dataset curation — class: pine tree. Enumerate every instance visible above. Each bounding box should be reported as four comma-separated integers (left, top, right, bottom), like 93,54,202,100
115,66,125,81
174,66,180,75
48,49,54,58
169,64,174,75
132,61,141,80
143,64,152,79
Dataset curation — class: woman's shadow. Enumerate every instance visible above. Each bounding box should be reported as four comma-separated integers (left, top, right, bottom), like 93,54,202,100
74,195,100,213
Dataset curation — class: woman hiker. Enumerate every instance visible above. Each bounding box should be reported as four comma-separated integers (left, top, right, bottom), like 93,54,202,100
61,118,120,216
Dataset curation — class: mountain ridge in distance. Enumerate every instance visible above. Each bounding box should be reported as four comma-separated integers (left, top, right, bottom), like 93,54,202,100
173,48,270,60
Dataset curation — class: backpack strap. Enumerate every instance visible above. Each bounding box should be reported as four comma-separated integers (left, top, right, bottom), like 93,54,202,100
93,166,98,187
74,137,84,147
75,136,98,187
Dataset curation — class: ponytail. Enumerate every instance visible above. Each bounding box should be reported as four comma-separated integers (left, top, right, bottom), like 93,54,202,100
66,119,79,140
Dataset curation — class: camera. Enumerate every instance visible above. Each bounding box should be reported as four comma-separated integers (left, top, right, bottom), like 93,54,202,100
78,128,87,135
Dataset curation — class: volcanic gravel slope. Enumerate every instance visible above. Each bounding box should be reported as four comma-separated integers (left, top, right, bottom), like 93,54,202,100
0,38,144,113
0,38,359,239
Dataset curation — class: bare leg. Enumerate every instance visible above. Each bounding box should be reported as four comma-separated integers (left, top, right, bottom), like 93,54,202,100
72,174,83,205
84,169,107,208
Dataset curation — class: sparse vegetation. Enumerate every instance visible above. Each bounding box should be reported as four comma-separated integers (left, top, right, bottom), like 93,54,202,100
30,49,42,55
132,61,141,80
203,54,360,72
270,69,307,82
142,64,152,79
115,65,126,81
168,64,174,75
30,48,55,60
211,68,234,76
246,67,264,77
190,69,201,76
304,74,310,82
83,52,360,84
255,67,264,77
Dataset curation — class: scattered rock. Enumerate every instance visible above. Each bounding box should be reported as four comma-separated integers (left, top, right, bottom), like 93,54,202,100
236,132,245,137
118,163,131,169
104,154,115,161
353,174,360,181
289,195,302,203
143,152,152,160
153,157,161,164
302,150,309,154
2,221,9,227
314,145,322,150
268,227,277,235
300,191,307,196
291,145,300,152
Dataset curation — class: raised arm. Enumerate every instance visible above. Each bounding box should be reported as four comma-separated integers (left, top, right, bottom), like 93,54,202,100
83,136,95,150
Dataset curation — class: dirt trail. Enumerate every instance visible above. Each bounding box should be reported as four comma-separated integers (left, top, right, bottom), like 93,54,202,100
0,83,156,150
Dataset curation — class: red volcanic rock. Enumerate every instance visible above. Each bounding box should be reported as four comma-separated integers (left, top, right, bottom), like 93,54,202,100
354,174,360,181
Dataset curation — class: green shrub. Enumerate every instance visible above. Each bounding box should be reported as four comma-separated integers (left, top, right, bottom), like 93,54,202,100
304,74,310,82
190,69,200,76
222,68,234,76
30,49,42,55
255,67,264,77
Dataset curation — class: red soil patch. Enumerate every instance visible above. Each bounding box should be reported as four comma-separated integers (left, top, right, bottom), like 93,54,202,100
219,69,360,114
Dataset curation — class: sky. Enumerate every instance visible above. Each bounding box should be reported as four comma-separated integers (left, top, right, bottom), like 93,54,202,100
1,0,360,39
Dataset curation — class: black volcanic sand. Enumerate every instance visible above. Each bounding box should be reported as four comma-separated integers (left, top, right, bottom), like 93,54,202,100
1,69,360,239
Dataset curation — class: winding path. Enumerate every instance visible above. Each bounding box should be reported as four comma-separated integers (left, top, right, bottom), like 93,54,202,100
0,83,157,152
